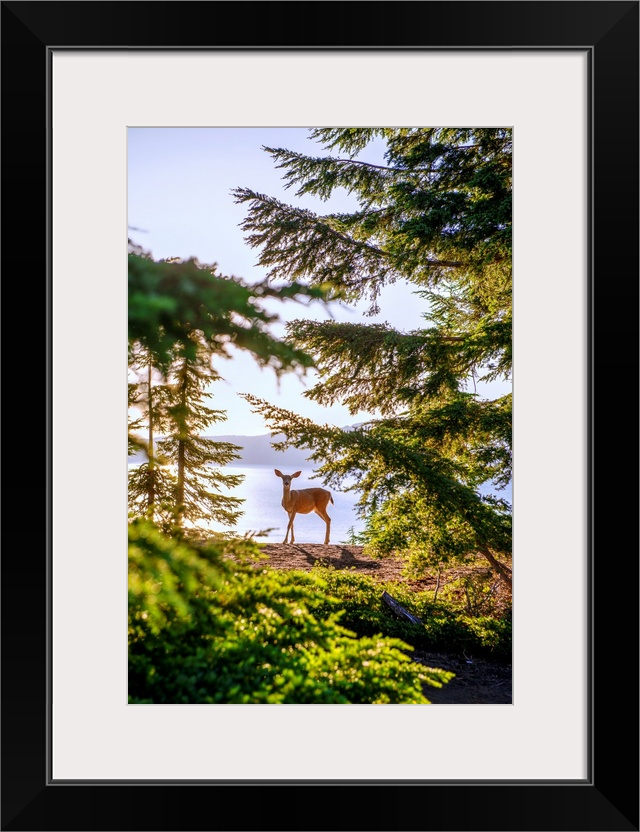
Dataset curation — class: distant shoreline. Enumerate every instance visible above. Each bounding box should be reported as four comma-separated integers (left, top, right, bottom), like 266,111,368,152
128,432,314,467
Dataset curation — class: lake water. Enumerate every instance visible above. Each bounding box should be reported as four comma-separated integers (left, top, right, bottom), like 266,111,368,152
128,462,512,544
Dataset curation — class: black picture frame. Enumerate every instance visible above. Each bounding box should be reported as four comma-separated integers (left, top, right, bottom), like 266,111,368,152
2,2,638,830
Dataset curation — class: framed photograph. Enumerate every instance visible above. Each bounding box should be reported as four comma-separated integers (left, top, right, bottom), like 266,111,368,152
3,2,637,830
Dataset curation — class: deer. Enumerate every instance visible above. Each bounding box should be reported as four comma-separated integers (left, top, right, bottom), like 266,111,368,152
274,469,334,545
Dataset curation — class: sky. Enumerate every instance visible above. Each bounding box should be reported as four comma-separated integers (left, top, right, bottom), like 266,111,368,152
128,127,510,435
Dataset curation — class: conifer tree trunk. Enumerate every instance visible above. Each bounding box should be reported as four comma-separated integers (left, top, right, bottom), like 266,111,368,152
175,360,187,527
147,361,155,519
478,545,512,589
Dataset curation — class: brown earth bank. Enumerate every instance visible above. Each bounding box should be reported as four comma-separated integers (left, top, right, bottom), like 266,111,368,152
238,542,513,705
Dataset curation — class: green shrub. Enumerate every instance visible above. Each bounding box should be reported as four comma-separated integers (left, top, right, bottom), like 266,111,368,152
128,519,453,704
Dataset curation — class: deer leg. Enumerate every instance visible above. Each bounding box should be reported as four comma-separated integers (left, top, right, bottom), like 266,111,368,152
314,507,331,545
284,511,296,544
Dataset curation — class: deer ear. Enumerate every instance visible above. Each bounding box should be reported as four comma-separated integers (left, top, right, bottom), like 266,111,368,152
292,471,302,478
274,469,283,477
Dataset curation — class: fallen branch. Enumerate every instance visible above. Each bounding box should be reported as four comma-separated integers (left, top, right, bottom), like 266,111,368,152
382,591,423,626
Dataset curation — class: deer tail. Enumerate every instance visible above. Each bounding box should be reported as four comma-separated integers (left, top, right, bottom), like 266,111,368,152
330,494,334,504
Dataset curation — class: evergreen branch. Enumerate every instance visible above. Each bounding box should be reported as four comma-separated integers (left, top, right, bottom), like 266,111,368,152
333,157,448,176
335,158,437,174
128,249,324,375
232,188,466,307
286,320,503,411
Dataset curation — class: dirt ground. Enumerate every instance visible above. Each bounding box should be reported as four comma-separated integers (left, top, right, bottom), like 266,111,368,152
248,543,513,705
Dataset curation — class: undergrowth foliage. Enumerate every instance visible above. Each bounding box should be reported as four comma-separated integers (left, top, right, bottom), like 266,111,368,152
128,520,454,704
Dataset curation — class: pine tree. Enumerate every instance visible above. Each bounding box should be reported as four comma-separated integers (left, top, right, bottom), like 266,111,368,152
156,339,244,532
128,345,175,527
235,128,512,587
